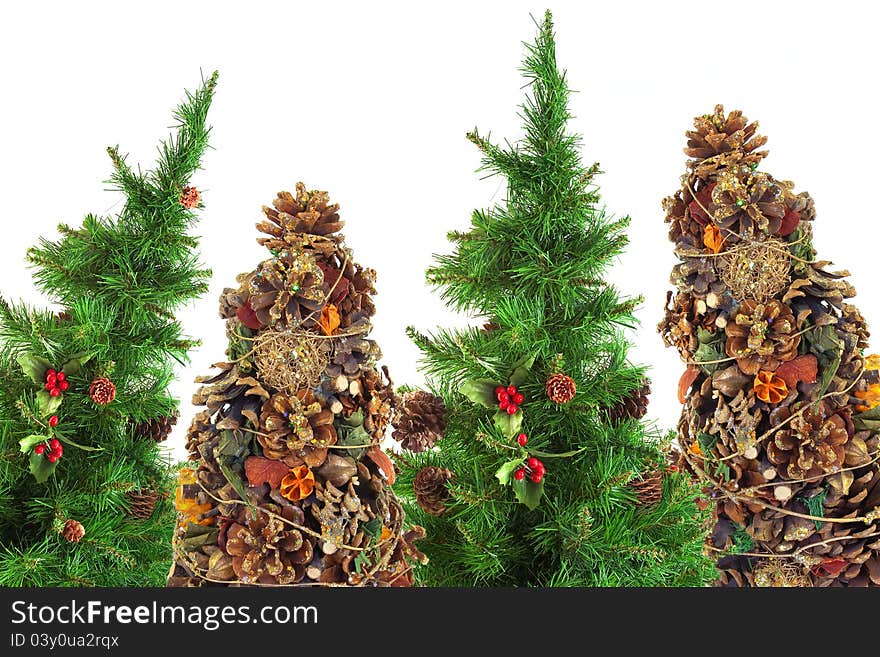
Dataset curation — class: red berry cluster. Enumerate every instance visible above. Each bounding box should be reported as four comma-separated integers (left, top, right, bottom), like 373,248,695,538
44,369,69,397
34,425,63,463
514,456,545,484
495,385,525,415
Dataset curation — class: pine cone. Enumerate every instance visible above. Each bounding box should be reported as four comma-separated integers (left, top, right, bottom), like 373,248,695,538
710,168,787,240
61,519,85,543
89,377,117,405
257,183,344,250
629,468,663,508
724,300,800,375
132,411,179,443
672,254,724,297
324,336,382,385
546,372,576,404
179,185,200,209
258,390,336,467
223,504,314,585
606,379,651,424
413,466,454,516
126,490,160,520
247,250,326,329
392,391,446,453
685,104,768,175
192,361,270,430
766,401,850,479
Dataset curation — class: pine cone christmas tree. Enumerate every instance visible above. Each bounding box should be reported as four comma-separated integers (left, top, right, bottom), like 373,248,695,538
660,105,880,587
413,466,454,516
606,379,652,424
168,184,423,587
391,391,446,453
132,411,179,443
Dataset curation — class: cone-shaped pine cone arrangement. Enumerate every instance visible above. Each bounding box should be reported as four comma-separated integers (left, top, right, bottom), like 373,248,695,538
168,184,425,588
391,391,446,453
659,105,880,587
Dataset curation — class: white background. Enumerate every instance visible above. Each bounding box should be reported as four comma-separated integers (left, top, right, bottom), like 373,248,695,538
1,1,877,462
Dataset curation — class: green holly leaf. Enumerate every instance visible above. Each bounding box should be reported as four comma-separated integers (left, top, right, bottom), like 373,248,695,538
29,451,57,483
509,355,536,387
493,407,523,439
35,391,63,418
17,354,53,385
495,458,524,486
459,379,499,409
60,355,90,377
512,477,544,510
218,429,249,457
854,406,880,432
19,434,47,454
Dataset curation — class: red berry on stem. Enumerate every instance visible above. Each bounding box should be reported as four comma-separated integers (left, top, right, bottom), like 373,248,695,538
506,404,518,415
50,438,61,450
46,369,57,379
56,372,66,381
46,374,57,386
495,386,506,395
534,462,545,475
514,468,526,481
496,390,509,403
34,444,46,455
45,382,54,391
54,446,63,458
47,454,59,463
513,392,525,405
506,385,517,396
531,472,543,484
49,388,61,397
499,398,510,411
49,415,59,428
527,457,539,469
517,433,528,446
59,380,69,391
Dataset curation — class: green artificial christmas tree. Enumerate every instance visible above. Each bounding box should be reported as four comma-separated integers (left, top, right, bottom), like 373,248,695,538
0,73,218,586
391,12,713,586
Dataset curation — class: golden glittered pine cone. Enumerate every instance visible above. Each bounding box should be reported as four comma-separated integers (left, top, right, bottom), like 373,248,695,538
413,466,455,516
89,377,117,405
685,105,768,175
222,504,314,585
766,401,851,480
724,300,800,375
257,183,345,249
546,372,576,404
710,168,787,240
61,518,85,543
247,249,326,329
258,390,336,467
392,391,446,453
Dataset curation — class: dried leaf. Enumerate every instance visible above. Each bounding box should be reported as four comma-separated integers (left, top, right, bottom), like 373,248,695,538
244,456,290,489
318,303,341,336
678,365,700,404
236,301,264,330
774,354,818,387
810,557,848,578
778,209,800,236
367,446,395,485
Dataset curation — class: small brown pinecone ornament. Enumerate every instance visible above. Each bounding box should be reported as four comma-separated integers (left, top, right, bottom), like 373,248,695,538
179,185,200,209
132,411,179,443
61,519,85,543
546,372,576,404
413,466,454,516
56,310,72,322
629,469,663,508
392,391,446,453
126,490,160,520
606,379,652,424
89,377,117,405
